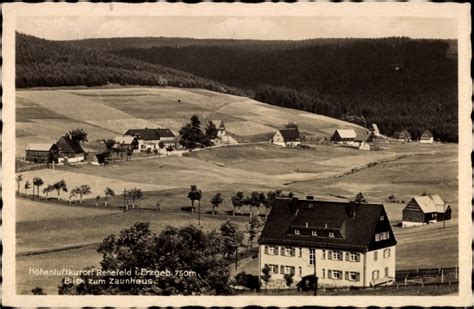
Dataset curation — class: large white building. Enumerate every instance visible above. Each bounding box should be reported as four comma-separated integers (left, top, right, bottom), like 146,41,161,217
125,128,176,150
258,196,397,289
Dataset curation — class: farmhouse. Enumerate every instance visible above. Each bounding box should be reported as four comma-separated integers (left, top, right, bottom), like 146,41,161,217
393,130,412,142
402,195,451,227
25,143,58,163
114,135,139,152
125,128,176,150
55,135,85,163
354,132,373,151
271,128,301,147
419,130,434,144
330,129,357,144
259,196,397,289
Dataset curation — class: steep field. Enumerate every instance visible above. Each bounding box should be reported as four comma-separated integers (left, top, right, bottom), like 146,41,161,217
16,87,366,154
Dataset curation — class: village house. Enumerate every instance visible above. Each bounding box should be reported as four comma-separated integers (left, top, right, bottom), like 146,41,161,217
271,128,301,147
55,135,85,163
259,196,397,289
114,135,140,152
393,130,412,142
330,129,357,145
25,143,58,163
213,120,238,145
402,195,451,227
354,132,373,151
419,130,434,144
125,128,176,151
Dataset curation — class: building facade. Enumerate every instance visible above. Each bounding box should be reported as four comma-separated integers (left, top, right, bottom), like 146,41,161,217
25,143,58,163
55,136,85,163
125,128,176,150
330,129,357,145
271,128,301,147
419,130,434,144
259,197,397,289
393,130,412,142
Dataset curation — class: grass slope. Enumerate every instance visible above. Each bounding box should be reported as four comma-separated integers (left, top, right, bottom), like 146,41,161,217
16,87,365,154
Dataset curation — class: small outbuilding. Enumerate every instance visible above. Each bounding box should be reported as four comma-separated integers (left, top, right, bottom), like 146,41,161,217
25,143,58,163
402,195,451,227
55,135,86,163
393,130,412,142
419,130,434,144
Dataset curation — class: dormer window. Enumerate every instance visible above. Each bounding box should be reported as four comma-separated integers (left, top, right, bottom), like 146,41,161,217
312,231,318,236
294,229,300,235
329,232,335,238
380,215,384,221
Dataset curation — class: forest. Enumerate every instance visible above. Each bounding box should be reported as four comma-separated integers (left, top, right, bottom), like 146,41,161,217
16,33,241,95
16,33,458,142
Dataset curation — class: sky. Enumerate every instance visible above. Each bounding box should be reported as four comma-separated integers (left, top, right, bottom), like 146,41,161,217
16,16,457,41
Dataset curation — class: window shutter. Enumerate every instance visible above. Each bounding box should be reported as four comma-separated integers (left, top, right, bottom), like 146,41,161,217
356,253,361,262
264,246,268,255
346,252,350,261
328,270,332,279
345,271,349,281
328,250,333,260
280,265,284,274
356,273,360,281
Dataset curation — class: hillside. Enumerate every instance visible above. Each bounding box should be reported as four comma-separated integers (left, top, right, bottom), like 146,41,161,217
74,37,458,142
16,87,366,154
15,33,242,95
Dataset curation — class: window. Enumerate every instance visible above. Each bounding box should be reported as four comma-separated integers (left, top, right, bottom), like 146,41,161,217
309,249,315,265
349,252,358,262
298,248,302,257
322,250,326,260
322,269,325,278
268,264,278,274
372,270,379,280
285,247,292,256
268,246,276,255
374,251,378,261
332,251,342,260
382,231,390,240
284,266,295,275
375,233,380,242
294,229,300,235
312,230,318,236
376,231,390,241
329,232,335,238
380,215,384,221
332,270,342,280
299,266,302,276
383,248,391,258
348,271,360,281
385,267,389,277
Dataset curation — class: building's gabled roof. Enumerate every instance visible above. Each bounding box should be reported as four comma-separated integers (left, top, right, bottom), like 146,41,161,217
114,135,136,144
26,143,55,152
393,130,411,139
354,131,371,142
411,195,447,213
259,197,396,252
155,128,175,138
55,136,85,154
125,128,175,140
421,130,433,138
334,129,357,139
278,128,300,141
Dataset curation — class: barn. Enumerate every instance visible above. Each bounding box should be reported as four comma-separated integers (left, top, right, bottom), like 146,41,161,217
330,129,357,144
25,143,58,163
402,195,451,227
419,130,434,144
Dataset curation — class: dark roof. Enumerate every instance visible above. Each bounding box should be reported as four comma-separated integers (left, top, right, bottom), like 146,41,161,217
125,128,175,140
421,130,433,138
278,128,300,141
393,130,411,139
55,136,85,154
258,197,396,252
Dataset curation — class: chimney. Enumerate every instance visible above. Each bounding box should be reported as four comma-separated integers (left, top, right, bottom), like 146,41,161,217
348,201,357,219
306,195,314,200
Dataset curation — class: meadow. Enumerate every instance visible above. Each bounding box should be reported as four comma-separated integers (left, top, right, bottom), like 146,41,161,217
15,87,459,295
